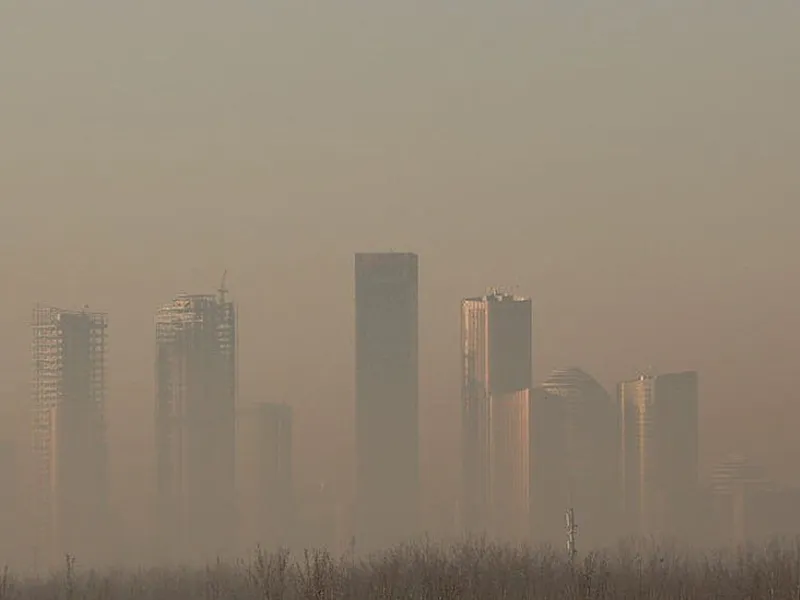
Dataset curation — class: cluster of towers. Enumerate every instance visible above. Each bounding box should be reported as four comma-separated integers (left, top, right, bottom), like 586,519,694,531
28,285,293,565
22,251,706,565
354,253,702,550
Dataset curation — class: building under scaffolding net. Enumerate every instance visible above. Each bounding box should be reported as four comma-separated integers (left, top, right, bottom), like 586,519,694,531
155,290,236,560
31,305,108,565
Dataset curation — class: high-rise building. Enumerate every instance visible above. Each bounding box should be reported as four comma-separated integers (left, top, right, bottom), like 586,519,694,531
236,402,293,552
461,291,531,541
534,368,619,547
31,305,108,564
708,454,769,545
618,371,698,538
0,440,17,566
529,386,565,543
155,290,236,560
354,252,419,551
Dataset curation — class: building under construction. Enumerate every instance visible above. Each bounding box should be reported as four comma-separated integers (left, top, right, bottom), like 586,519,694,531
155,288,236,560
31,305,109,565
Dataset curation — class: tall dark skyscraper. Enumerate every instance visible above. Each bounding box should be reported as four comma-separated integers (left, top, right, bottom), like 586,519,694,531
618,371,699,538
354,252,419,551
461,291,532,541
236,402,293,551
31,306,109,565
155,290,236,559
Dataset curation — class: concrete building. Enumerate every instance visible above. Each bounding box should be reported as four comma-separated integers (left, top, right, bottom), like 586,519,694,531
618,371,699,538
529,368,618,547
236,402,293,552
31,305,109,565
461,290,531,541
155,288,236,560
354,253,419,551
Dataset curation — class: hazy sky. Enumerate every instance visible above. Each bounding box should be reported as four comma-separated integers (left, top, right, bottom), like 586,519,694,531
1,1,799,536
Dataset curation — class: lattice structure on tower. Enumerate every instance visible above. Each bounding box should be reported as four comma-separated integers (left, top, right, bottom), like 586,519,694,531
31,305,107,564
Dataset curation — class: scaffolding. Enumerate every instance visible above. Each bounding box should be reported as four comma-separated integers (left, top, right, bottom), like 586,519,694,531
31,305,107,562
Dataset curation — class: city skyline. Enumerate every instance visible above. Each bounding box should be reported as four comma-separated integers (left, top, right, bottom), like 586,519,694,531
0,0,798,583
5,251,789,567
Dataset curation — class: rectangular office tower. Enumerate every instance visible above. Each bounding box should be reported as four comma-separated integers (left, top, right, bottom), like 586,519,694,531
461,291,532,541
618,371,699,539
31,306,108,565
236,402,293,552
155,291,236,560
354,252,419,551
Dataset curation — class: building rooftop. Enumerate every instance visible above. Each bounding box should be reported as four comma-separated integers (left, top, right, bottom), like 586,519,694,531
463,288,529,303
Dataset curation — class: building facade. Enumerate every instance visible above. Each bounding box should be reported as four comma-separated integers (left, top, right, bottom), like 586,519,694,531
538,368,618,547
618,371,698,538
155,292,236,560
461,291,532,541
31,306,109,564
236,402,293,552
354,252,419,551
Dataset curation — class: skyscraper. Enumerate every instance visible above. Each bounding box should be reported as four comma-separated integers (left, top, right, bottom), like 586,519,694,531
236,402,293,552
354,252,419,551
461,290,531,540
155,290,236,560
618,371,698,538
31,305,108,564
530,368,618,547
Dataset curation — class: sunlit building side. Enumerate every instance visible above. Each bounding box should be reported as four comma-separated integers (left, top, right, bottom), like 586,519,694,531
461,291,531,541
618,371,698,538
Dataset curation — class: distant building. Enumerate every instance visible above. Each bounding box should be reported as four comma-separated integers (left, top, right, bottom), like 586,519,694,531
708,454,770,545
461,290,531,541
529,386,565,544
236,402,293,552
0,440,16,565
354,253,419,551
155,291,236,560
618,371,699,538
529,368,618,547
31,305,109,565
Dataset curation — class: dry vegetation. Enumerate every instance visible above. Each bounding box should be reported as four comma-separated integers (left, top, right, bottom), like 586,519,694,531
4,539,800,599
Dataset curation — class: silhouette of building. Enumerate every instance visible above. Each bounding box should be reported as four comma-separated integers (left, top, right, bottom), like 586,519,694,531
461,290,531,541
529,386,564,544
155,290,236,560
354,252,419,551
0,440,16,566
708,454,769,545
529,368,618,547
31,305,109,565
618,371,699,538
236,402,293,552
